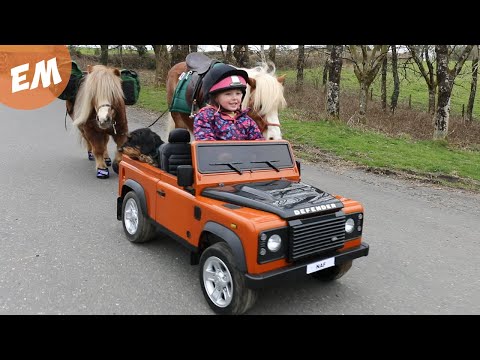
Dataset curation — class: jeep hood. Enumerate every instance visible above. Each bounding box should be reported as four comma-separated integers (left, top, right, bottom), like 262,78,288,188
201,180,343,220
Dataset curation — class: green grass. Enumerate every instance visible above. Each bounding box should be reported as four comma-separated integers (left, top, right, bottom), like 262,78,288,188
136,74,480,191
280,112,480,185
137,85,168,112
281,61,480,119
72,46,97,55
73,46,154,56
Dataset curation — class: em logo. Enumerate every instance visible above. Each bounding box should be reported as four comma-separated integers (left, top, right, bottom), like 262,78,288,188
0,45,71,110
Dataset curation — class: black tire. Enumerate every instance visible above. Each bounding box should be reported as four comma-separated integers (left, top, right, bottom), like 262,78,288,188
311,260,353,281
121,191,156,243
199,242,257,315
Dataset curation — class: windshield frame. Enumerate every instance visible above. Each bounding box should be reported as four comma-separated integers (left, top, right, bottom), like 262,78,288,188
195,141,295,174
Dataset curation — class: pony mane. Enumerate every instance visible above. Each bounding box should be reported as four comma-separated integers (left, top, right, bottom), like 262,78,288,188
242,62,287,115
73,65,124,126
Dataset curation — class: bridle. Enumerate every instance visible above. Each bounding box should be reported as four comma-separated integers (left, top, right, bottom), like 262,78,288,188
95,103,122,135
255,113,281,133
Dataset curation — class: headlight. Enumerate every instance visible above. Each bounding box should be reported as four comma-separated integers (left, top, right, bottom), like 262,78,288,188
267,234,282,252
258,227,288,263
345,218,355,233
344,213,363,241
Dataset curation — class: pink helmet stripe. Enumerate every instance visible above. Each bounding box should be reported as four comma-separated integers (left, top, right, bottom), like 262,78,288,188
210,75,247,93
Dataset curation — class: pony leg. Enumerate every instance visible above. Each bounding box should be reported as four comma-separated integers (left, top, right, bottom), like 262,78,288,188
91,133,110,179
79,127,95,161
103,139,111,166
88,144,94,161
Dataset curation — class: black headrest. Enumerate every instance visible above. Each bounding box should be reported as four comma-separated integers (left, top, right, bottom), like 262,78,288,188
168,128,190,143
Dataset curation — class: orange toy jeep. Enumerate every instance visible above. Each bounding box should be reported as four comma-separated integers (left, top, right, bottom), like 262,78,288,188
116,129,369,314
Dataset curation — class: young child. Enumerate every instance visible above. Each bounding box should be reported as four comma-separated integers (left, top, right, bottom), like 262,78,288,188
193,65,265,141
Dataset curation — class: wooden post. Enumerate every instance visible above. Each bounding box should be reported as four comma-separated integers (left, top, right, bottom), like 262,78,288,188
462,104,465,120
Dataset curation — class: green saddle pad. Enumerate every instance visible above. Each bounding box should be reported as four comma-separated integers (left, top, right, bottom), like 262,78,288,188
169,71,192,114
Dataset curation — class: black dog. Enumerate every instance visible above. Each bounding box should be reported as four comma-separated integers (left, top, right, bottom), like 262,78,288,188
118,128,164,167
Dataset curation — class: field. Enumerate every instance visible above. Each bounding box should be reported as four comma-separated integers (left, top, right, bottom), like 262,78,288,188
70,50,480,191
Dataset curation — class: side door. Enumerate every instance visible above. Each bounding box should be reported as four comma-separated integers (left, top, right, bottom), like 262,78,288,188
155,178,197,245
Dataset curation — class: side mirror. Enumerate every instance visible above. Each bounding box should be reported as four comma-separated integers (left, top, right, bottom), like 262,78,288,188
177,165,194,187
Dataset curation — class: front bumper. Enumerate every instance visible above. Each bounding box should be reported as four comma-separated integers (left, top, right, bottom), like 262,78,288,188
244,242,369,289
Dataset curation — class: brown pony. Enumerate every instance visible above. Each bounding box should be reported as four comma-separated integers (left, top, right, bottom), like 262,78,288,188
166,61,287,140
66,65,128,179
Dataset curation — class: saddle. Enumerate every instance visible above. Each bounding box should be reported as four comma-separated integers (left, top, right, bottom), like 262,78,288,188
170,52,221,116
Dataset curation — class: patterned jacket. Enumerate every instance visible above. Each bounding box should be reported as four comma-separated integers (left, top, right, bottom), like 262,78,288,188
193,106,265,141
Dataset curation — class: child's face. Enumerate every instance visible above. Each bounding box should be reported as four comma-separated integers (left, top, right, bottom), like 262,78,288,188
215,90,243,112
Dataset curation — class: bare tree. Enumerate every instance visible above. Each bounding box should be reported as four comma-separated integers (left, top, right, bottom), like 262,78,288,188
260,45,267,63
433,45,474,140
322,45,333,91
152,45,170,87
347,45,389,118
233,45,249,67
296,45,305,91
390,45,400,113
268,45,276,63
170,45,189,67
133,45,147,57
326,45,343,118
466,45,478,122
226,45,234,63
118,45,123,68
406,45,437,114
100,45,109,65
381,49,388,111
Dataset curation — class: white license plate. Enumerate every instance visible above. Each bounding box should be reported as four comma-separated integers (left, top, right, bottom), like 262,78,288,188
306,257,335,274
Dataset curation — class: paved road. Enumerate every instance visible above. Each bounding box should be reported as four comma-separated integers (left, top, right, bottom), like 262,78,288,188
1,100,479,314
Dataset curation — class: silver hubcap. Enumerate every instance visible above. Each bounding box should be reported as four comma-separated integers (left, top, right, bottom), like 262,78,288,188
203,256,233,308
124,198,139,235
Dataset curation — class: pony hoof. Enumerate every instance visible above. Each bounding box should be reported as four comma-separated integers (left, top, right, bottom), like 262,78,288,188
88,151,94,161
97,167,110,179
105,157,112,166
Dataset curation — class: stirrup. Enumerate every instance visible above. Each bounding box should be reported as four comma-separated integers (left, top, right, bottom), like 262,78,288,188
189,100,198,119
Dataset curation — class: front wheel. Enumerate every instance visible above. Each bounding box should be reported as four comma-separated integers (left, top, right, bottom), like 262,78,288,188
122,191,156,243
199,242,257,315
311,260,353,281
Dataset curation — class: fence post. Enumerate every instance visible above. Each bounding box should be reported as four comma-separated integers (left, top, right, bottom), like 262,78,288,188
462,104,465,120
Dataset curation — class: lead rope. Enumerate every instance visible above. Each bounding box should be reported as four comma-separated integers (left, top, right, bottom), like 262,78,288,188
146,108,169,128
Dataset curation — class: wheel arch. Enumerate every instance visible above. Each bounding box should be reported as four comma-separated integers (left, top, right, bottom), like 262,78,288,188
117,179,147,220
199,222,247,273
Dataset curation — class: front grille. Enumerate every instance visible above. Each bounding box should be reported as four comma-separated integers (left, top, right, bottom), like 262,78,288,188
288,213,345,261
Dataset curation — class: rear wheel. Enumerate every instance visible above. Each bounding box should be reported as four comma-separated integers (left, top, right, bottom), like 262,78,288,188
311,260,353,281
122,191,156,243
199,242,257,315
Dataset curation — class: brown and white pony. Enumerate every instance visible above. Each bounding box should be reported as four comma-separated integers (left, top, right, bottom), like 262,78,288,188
166,62,286,140
67,65,128,179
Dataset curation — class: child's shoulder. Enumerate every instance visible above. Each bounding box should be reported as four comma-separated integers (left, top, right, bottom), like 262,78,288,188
197,105,216,115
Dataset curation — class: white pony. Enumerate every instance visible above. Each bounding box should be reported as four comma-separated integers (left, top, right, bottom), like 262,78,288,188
240,62,287,140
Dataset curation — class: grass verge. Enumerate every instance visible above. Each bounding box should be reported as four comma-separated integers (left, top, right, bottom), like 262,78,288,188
136,80,480,192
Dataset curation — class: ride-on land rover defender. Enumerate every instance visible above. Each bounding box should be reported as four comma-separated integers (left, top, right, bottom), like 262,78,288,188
116,128,369,314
